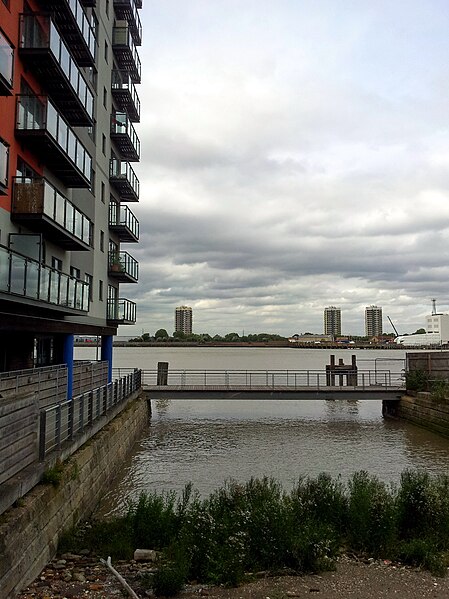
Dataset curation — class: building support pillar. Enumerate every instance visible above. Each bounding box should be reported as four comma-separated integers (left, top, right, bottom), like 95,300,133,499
101,335,113,383
63,334,74,399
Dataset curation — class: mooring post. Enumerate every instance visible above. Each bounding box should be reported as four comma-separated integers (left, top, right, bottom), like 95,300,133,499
350,354,358,386
338,358,344,386
157,362,169,385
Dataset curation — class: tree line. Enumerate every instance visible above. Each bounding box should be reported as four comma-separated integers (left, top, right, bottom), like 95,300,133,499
129,331,287,343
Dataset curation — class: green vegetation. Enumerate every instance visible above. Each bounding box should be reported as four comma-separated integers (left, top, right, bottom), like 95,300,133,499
60,471,449,594
405,369,430,392
430,380,449,403
129,331,288,344
41,460,65,487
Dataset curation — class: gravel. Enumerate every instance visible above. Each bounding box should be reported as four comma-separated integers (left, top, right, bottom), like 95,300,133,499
15,554,449,599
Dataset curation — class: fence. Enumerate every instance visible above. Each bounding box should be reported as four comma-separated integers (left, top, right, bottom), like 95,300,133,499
39,369,141,459
0,368,142,515
113,368,405,389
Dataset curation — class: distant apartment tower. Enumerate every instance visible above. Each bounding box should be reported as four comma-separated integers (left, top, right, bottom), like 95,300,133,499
175,306,193,334
365,305,383,337
324,307,341,338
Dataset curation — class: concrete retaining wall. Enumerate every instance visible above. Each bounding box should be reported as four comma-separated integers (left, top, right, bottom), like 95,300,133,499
0,392,149,598
398,393,449,438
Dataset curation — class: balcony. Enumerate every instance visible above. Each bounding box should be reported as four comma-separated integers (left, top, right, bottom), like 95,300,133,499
109,203,139,243
111,112,140,161
113,0,142,46
12,177,93,251
107,298,137,324
109,158,139,202
0,30,14,96
42,0,96,66
108,251,138,283
0,139,8,196
16,95,92,188
111,70,140,122
112,25,141,83
0,245,89,313
19,14,94,126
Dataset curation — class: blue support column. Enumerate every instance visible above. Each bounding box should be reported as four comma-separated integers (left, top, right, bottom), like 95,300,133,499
63,334,74,399
101,335,113,383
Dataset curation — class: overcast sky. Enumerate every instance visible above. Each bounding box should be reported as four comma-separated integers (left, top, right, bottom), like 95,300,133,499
122,0,449,337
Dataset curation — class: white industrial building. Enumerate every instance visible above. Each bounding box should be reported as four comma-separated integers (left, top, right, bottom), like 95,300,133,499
395,313,449,346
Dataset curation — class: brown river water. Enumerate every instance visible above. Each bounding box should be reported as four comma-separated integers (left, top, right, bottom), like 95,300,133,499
75,346,449,515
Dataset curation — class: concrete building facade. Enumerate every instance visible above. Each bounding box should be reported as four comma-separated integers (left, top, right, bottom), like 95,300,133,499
0,0,141,378
323,306,341,338
365,305,383,337
175,305,193,335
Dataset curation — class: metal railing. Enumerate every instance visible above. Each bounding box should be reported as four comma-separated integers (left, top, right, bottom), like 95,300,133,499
115,368,405,390
39,369,141,459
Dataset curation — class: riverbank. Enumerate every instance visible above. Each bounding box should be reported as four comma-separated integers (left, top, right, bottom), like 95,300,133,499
16,554,449,598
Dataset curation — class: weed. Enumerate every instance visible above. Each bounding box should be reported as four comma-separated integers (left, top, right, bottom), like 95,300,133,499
42,460,64,487
405,369,430,392
430,380,449,403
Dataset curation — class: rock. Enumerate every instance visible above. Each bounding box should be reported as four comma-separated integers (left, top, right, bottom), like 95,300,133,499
79,548,90,555
73,572,86,582
134,548,159,562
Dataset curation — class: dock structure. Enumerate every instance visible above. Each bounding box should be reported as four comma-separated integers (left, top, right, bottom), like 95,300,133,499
133,360,405,402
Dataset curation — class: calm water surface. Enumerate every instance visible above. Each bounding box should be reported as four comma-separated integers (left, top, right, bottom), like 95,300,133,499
75,347,449,515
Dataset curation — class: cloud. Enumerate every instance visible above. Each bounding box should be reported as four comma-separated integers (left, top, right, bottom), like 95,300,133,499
122,1,449,336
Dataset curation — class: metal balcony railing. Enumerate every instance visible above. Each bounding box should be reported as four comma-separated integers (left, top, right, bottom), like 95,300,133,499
108,250,139,282
109,157,139,201
111,112,140,161
0,244,89,312
19,14,94,126
44,0,96,66
15,94,92,188
111,69,140,121
109,203,139,242
107,298,137,323
0,29,14,95
12,177,93,251
0,140,8,195
113,0,142,46
112,25,141,83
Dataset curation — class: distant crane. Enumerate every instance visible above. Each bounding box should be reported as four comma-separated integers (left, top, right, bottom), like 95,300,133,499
387,316,399,337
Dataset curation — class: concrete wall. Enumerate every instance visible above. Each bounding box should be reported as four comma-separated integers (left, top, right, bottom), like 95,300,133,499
0,392,149,598
398,393,449,438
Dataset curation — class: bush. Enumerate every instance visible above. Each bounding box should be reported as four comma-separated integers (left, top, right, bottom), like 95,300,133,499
405,369,429,392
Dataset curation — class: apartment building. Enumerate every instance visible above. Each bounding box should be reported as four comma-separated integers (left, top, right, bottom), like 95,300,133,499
0,0,141,381
365,305,383,337
323,306,341,338
175,305,193,335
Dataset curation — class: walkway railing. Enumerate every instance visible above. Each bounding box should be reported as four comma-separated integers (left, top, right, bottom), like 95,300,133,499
39,369,141,459
113,368,405,389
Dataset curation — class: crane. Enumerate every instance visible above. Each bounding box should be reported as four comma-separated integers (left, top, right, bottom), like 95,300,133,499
387,316,399,337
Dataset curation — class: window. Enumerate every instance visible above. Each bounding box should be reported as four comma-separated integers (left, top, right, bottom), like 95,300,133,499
52,257,62,271
102,133,106,155
85,273,93,301
103,87,107,108
101,181,105,203
106,0,109,17
99,279,103,301
104,40,108,63
70,266,81,280
100,230,104,251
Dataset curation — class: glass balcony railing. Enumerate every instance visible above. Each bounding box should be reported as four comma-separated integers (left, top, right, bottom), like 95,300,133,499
0,244,89,312
45,0,96,66
107,298,137,323
111,112,140,161
0,139,8,194
13,177,93,249
0,29,14,95
108,250,139,282
112,25,141,83
109,158,139,201
109,203,139,242
113,0,142,46
16,94,92,187
111,69,140,121
19,14,94,126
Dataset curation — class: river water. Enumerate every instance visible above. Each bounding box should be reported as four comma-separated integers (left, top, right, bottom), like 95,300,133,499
75,346,449,515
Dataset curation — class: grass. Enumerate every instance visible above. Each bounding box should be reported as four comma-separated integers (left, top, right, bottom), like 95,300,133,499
59,471,449,594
